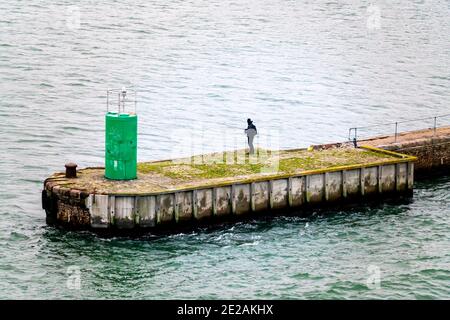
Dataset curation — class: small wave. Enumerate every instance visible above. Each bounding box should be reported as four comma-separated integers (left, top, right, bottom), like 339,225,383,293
28,47,43,52
66,82,87,87
239,240,260,247
291,272,324,280
9,231,30,241
39,83,54,88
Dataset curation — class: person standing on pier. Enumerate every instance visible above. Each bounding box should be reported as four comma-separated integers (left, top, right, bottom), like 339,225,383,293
244,118,257,154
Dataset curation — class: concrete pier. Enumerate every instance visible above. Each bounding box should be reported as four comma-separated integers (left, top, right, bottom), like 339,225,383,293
361,126,450,175
42,145,416,233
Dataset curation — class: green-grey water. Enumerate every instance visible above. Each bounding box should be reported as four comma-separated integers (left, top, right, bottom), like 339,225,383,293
0,0,449,299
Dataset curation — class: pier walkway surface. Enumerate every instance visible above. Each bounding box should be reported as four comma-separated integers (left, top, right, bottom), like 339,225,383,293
359,125,450,174
44,147,399,196
43,145,416,231
360,125,450,147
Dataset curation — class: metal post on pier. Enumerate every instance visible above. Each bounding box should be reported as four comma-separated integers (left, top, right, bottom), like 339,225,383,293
433,117,437,137
353,128,358,147
394,122,398,142
348,112,449,146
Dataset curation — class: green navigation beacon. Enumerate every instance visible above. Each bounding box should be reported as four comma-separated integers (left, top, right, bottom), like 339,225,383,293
105,88,138,180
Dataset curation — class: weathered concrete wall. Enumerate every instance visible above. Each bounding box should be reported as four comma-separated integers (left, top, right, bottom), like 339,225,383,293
157,194,174,224
136,196,156,227
194,189,213,220
289,177,305,207
252,181,269,212
306,174,324,203
325,172,342,202
87,194,109,228
175,192,193,223
364,133,450,175
115,196,135,229
344,169,360,198
270,179,288,209
42,145,418,233
214,187,231,216
43,161,414,232
232,184,251,215
42,185,90,228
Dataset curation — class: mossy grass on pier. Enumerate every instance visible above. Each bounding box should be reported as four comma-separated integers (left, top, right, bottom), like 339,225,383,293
45,146,399,195
137,147,388,179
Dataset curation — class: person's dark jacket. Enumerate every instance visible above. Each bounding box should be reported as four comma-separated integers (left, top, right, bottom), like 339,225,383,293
247,123,257,133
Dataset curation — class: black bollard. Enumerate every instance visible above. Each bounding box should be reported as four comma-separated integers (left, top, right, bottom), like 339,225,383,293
65,162,78,178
